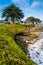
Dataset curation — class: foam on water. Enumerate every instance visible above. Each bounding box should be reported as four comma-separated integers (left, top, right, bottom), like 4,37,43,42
28,39,43,65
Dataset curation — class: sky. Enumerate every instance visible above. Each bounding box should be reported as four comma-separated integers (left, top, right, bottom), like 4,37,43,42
0,0,43,20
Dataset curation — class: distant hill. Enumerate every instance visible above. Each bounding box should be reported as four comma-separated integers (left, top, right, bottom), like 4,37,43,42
0,20,5,24
0,20,11,24
0,20,5,22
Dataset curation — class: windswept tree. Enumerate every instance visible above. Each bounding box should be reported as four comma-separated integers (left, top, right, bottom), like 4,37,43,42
25,16,35,24
2,4,24,23
35,18,42,24
25,16,42,25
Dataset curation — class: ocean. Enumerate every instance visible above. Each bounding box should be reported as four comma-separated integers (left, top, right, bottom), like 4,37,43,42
39,24,43,27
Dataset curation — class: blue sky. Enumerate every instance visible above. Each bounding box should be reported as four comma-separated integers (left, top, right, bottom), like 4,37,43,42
0,0,43,20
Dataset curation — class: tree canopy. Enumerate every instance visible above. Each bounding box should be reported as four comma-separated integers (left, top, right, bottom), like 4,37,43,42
2,4,24,23
35,18,42,24
25,16,42,24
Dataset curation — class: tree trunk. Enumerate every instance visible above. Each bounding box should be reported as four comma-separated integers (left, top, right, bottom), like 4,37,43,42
32,21,34,25
36,22,37,24
12,18,14,24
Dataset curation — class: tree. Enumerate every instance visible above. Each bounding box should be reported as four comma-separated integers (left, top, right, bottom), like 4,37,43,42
35,18,42,24
25,16,42,25
25,16,35,24
2,4,24,23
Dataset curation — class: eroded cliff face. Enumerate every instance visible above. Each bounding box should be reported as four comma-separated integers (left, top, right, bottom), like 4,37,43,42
14,28,41,54
14,32,29,54
14,25,42,54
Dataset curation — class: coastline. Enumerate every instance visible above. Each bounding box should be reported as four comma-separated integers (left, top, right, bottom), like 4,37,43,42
28,31,41,44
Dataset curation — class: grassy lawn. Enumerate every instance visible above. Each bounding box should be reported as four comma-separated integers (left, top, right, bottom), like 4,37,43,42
0,24,37,65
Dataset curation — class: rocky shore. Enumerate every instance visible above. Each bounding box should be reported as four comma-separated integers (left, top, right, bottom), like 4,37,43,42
14,25,42,54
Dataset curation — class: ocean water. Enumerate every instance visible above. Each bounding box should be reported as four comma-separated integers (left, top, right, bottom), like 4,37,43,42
39,24,43,27
39,32,43,38
28,39,43,65
28,32,43,65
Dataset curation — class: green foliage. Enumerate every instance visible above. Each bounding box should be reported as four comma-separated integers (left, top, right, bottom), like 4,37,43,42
25,16,42,24
0,24,37,65
35,18,42,24
25,16,35,24
0,20,4,22
2,4,24,23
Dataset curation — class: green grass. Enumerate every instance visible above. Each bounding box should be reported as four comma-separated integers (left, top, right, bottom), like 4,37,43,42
0,24,37,65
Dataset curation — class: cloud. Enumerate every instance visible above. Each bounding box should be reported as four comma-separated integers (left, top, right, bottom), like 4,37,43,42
11,0,30,12
11,0,41,10
11,0,43,19
11,0,29,6
31,1,40,8
42,2,43,7
11,0,20,3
